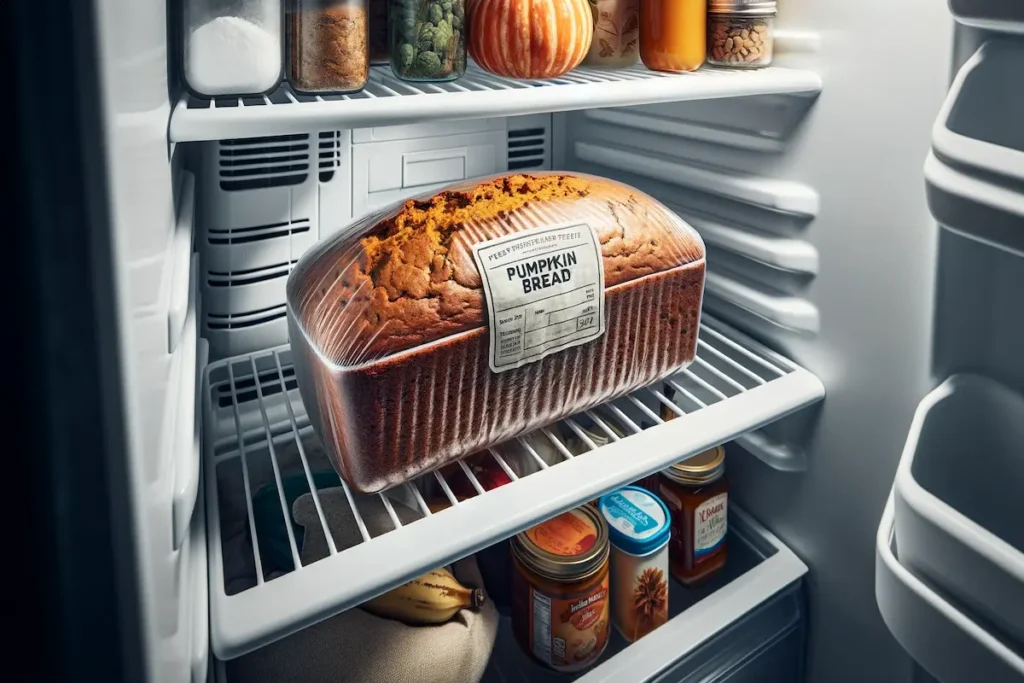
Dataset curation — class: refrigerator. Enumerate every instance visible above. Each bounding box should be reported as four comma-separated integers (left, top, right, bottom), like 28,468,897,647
13,0,1022,681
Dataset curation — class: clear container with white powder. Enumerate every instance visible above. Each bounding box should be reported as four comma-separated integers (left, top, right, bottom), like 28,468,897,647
184,0,283,96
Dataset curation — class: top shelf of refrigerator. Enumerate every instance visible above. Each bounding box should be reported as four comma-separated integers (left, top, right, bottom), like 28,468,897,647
170,63,822,142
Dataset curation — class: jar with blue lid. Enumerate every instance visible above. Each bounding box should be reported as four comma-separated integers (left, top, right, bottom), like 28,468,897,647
598,486,671,642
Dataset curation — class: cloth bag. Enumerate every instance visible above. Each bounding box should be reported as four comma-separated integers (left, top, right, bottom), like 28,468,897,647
225,489,499,683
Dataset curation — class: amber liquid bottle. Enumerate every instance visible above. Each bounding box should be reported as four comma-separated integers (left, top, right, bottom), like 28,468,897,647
658,445,728,585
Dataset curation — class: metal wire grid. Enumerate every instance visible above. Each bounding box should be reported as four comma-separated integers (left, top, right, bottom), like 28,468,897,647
184,64,764,110
205,318,798,594
173,64,822,143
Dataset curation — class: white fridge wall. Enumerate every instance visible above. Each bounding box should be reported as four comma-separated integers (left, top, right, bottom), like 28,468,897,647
91,0,201,681
565,1,954,681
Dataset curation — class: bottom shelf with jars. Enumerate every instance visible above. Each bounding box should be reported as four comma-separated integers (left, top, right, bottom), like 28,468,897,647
219,505,806,683
480,506,807,683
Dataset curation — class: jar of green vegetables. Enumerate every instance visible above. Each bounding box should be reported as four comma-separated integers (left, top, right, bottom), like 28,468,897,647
389,0,467,82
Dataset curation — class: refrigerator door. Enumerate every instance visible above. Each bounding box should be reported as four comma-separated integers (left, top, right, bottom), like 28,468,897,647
877,23,1024,683
14,0,209,680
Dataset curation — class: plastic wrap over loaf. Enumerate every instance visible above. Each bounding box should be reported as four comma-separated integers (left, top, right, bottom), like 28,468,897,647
287,173,706,493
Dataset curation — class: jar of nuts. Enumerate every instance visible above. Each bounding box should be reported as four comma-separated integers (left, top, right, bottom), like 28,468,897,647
707,0,775,69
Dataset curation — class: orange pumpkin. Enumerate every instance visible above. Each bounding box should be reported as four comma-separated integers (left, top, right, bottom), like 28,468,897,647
468,0,594,79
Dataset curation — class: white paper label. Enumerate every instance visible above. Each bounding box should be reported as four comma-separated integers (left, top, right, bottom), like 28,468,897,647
693,493,728,562
471,223,606,373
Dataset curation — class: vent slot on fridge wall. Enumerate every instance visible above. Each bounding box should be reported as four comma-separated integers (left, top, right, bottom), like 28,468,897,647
507,114,552,171
206,219,312,247
218,134,311,191
202,303,290,359
318,131,342,183
206,260,299,289
206,304,288,331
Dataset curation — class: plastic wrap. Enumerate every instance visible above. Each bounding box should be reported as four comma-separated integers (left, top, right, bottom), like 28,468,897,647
287,172,706,493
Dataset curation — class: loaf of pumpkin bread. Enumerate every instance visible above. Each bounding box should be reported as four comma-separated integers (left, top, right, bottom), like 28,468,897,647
287,173,706,493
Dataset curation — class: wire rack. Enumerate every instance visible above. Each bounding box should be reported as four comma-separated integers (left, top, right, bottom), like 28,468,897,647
203,316,823,659
172,64,822,142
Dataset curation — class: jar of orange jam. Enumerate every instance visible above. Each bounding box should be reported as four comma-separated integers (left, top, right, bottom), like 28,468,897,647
658,445,728,585
640,0,707,72
511,506,611,673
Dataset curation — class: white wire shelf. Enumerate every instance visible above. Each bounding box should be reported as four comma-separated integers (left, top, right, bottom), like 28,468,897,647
172,64,822,142
203,316,824,659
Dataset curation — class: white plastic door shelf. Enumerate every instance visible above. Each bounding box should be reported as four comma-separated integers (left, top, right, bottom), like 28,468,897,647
927,41,1024,255
948,0,1024,33
876,498,1024,683
171,65,822,143
202,316,824,659
893,375,1024,646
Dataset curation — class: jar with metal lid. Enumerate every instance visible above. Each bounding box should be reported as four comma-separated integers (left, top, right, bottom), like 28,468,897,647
658,445,729,585
707,0,775,68
511,506,611,673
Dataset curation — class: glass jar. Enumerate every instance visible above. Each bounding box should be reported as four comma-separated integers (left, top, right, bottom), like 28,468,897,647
598,487,671,642
389,0,467,82
289,0,370,93
639,0,706,72
584,0,641,68
707,0,775,68
511,506,611,673
369,0,389,64
658,445,728,585
184,0,283,96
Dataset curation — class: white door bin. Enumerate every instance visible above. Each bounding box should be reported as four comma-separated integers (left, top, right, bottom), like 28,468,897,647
926,41,1024,256
948,0,1024,33
892,374,1024,647
876,498,1024,683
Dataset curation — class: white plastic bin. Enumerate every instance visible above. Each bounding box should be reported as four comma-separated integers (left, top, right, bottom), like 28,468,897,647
877,498,1024,683
926,41,1024,255
948,0,1024,33
893,375,1024,647
184,0,283,97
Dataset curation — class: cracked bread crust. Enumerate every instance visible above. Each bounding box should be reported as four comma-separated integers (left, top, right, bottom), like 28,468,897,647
290,173,705,365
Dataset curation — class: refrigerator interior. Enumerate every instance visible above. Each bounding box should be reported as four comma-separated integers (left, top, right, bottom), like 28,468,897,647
28,0,1022,681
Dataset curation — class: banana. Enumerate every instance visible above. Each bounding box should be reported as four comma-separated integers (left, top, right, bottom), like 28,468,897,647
360,567,486,625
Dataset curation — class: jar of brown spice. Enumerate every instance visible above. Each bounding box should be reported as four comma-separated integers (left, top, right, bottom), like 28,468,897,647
290,0,370,93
